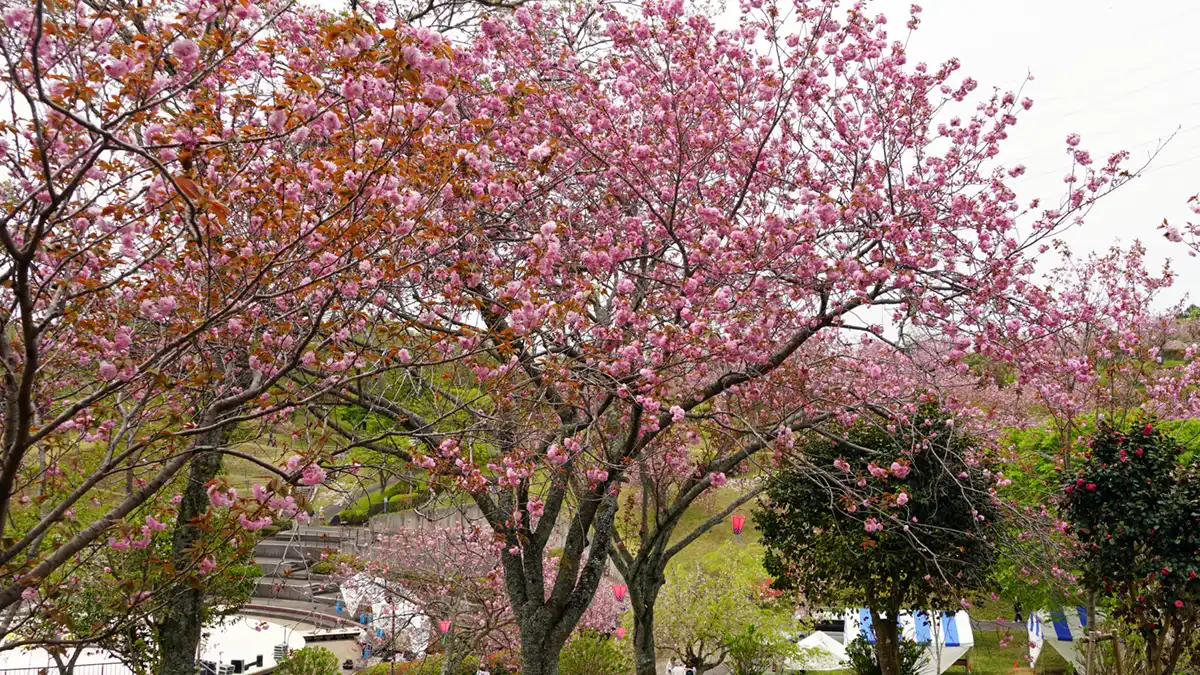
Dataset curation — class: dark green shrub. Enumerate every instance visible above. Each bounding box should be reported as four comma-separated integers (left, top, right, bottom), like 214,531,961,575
845,637,927,675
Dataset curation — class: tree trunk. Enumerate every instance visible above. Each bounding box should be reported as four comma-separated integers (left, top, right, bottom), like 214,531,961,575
492,488,619,675
631,579,662,675
872,609,901,675
1145,631,1160,675
517,622,568,675
155,428,230,675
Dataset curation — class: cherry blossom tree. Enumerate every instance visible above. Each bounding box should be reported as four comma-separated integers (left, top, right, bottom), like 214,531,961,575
975,242,1200,667
349,524,621,668
315,0,1146,672
1007,244,1188,466
0,0,479,669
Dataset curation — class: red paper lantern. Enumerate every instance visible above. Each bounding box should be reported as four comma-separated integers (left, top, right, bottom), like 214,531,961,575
439,620,451,634
731,514,746,535
615,627,626,639
613,584,627,602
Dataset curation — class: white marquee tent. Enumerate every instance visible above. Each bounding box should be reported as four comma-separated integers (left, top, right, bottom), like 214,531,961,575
1027,607,1099,674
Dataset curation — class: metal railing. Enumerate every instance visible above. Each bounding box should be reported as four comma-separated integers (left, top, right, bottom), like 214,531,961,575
0,662,131,675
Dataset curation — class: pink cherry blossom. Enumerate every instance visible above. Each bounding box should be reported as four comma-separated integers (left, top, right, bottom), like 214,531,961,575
3,6,32,29
527,141,552,162
207,485,235,508
300,464,327,486
238,513,273,531
546,444,568,465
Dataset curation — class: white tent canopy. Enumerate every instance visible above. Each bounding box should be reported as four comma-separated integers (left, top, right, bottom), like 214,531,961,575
1027,607,1098,675
789,630,851,671
1027,612,1044,667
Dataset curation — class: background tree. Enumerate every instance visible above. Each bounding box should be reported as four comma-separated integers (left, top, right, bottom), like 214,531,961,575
758,403,1006,675
352,523,621,665
1064,420,1200,675
13,520,258,675
991,243,1200,664
724,623,796,675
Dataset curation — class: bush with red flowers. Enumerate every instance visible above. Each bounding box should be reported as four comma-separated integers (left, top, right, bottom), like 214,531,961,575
1064,420,1200,675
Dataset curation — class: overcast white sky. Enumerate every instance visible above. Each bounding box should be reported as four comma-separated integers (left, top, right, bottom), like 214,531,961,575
867,0,1200,308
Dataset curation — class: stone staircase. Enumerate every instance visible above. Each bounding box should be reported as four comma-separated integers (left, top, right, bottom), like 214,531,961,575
251,526,366,607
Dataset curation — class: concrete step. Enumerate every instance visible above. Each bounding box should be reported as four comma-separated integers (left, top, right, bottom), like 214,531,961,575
266,526,361,543
255,557,310,578
253,540,337,560
252,577,341,602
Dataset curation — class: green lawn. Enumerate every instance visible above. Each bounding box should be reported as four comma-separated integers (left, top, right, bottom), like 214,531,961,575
969,628,1071,674
665,485,766,574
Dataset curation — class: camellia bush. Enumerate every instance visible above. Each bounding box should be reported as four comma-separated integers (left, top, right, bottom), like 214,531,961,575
1064,421,1200,675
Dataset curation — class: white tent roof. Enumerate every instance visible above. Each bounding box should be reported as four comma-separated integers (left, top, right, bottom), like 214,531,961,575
790,630,850,670
1028,607,1100,675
